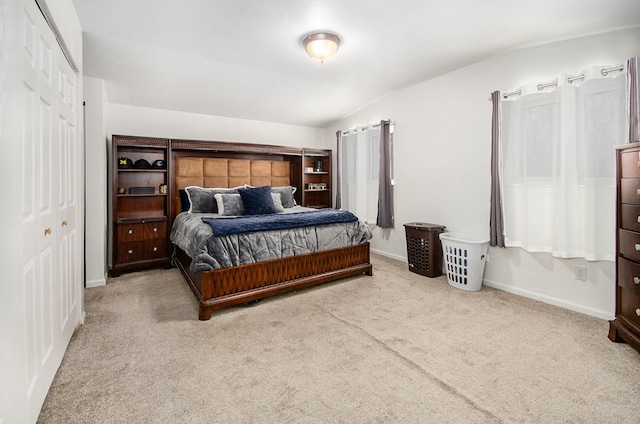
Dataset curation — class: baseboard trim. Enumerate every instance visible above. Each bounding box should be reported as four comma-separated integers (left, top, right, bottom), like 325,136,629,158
370,248,406,263
85,277,106,288
366,249,614,320
483,278,614,321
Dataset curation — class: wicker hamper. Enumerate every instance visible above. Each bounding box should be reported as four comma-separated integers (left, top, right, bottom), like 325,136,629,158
403,223,446,277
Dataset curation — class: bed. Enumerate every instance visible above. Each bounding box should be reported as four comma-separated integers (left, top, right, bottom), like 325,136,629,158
169,141,374,320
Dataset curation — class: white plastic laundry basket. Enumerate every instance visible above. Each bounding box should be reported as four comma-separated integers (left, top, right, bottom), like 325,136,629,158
439,232,490,292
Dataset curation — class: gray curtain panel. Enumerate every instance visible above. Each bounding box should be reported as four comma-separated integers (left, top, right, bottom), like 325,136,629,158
628,57,639,143
376,120,394,228
490,91,505,247
335,130,342,209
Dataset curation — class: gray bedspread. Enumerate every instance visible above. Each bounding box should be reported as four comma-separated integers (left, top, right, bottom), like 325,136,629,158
170,207,373,273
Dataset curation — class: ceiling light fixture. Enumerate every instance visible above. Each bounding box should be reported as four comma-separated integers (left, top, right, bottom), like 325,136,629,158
303,32,340,63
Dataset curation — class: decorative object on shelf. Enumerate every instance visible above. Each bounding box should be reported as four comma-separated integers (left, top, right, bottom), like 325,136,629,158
134,158,152,169
152,159,166,169
314,160,323,172
118,157,133,168
308,183,327,191
129,187,155,194
303,32,340,63
117,187,126,194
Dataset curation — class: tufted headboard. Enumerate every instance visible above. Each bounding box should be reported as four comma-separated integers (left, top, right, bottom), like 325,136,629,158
175,157,291,189
173,157,292,214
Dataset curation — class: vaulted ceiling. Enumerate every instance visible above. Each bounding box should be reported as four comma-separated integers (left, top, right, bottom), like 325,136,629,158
74,0,640,128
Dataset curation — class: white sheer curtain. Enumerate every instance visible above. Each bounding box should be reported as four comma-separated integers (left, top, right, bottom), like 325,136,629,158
501,65,626,261
341,126,380,223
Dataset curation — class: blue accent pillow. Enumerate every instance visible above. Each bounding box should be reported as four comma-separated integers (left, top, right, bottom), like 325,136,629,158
238,185,277,215
179,189,190,212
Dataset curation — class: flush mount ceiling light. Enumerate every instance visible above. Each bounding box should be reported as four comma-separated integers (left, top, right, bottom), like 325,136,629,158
303,32,340,63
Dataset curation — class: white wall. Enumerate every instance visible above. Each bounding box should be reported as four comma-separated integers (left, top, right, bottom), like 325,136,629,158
84,77,108,287
108,103,326,147
40,0,82,71
325,28,640,320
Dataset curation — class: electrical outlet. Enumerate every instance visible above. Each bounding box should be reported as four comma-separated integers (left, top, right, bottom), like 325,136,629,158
574,265,587,281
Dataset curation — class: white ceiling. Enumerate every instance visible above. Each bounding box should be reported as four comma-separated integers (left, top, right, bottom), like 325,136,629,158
74,0,640,128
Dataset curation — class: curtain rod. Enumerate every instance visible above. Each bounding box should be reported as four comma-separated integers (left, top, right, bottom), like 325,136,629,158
340,120,395,134
499,65,625,99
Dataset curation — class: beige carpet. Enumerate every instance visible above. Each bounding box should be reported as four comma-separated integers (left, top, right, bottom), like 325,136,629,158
38,254,640,423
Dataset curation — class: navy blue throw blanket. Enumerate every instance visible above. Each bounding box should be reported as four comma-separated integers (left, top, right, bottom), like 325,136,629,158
202,209,358,236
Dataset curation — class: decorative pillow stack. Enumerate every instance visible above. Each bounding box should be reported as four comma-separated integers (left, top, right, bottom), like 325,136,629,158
184,186,241,213
214,192,285,216
183,185,296,216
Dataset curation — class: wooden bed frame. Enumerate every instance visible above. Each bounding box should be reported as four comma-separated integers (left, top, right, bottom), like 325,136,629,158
169,139,373,320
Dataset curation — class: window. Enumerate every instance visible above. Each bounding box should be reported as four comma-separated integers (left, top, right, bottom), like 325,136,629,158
500,68,625,261
340,123,394,224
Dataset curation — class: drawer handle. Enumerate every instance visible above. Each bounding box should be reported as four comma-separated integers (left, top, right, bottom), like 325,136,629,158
636,244,640,251
635,277,640,285
637,189,640,196
153,227,158,232
153,246,158,252
636,308,640,317
128,229,133,234
637,216,640,223
127,249,133,255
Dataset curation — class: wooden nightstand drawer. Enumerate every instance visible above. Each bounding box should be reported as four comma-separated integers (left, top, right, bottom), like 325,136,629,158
617,257,640,292
143,221,166,240
619,229,640,262
117,239,167,264
619,287,640,330
117,241,144,263
621,205,640,232
620,151,640,178
621,179,640,205
117,223,145,242
142,239,167,260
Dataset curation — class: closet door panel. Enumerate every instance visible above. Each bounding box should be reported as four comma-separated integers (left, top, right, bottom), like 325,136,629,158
21,4,58,413
57,52,79,329
17,2,81,421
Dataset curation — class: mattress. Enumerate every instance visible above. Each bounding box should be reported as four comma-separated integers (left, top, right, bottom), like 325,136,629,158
170,206,373,273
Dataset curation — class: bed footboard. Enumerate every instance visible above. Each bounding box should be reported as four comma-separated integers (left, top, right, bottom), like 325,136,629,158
174,243,372,320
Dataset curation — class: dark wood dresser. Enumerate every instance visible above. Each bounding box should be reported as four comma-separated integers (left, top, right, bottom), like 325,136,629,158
609,141,640,353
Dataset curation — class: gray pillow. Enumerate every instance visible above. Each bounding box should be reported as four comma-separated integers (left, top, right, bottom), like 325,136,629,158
185,186,239,213
214,193,245,216
271,193,285,213
271,186,297,208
